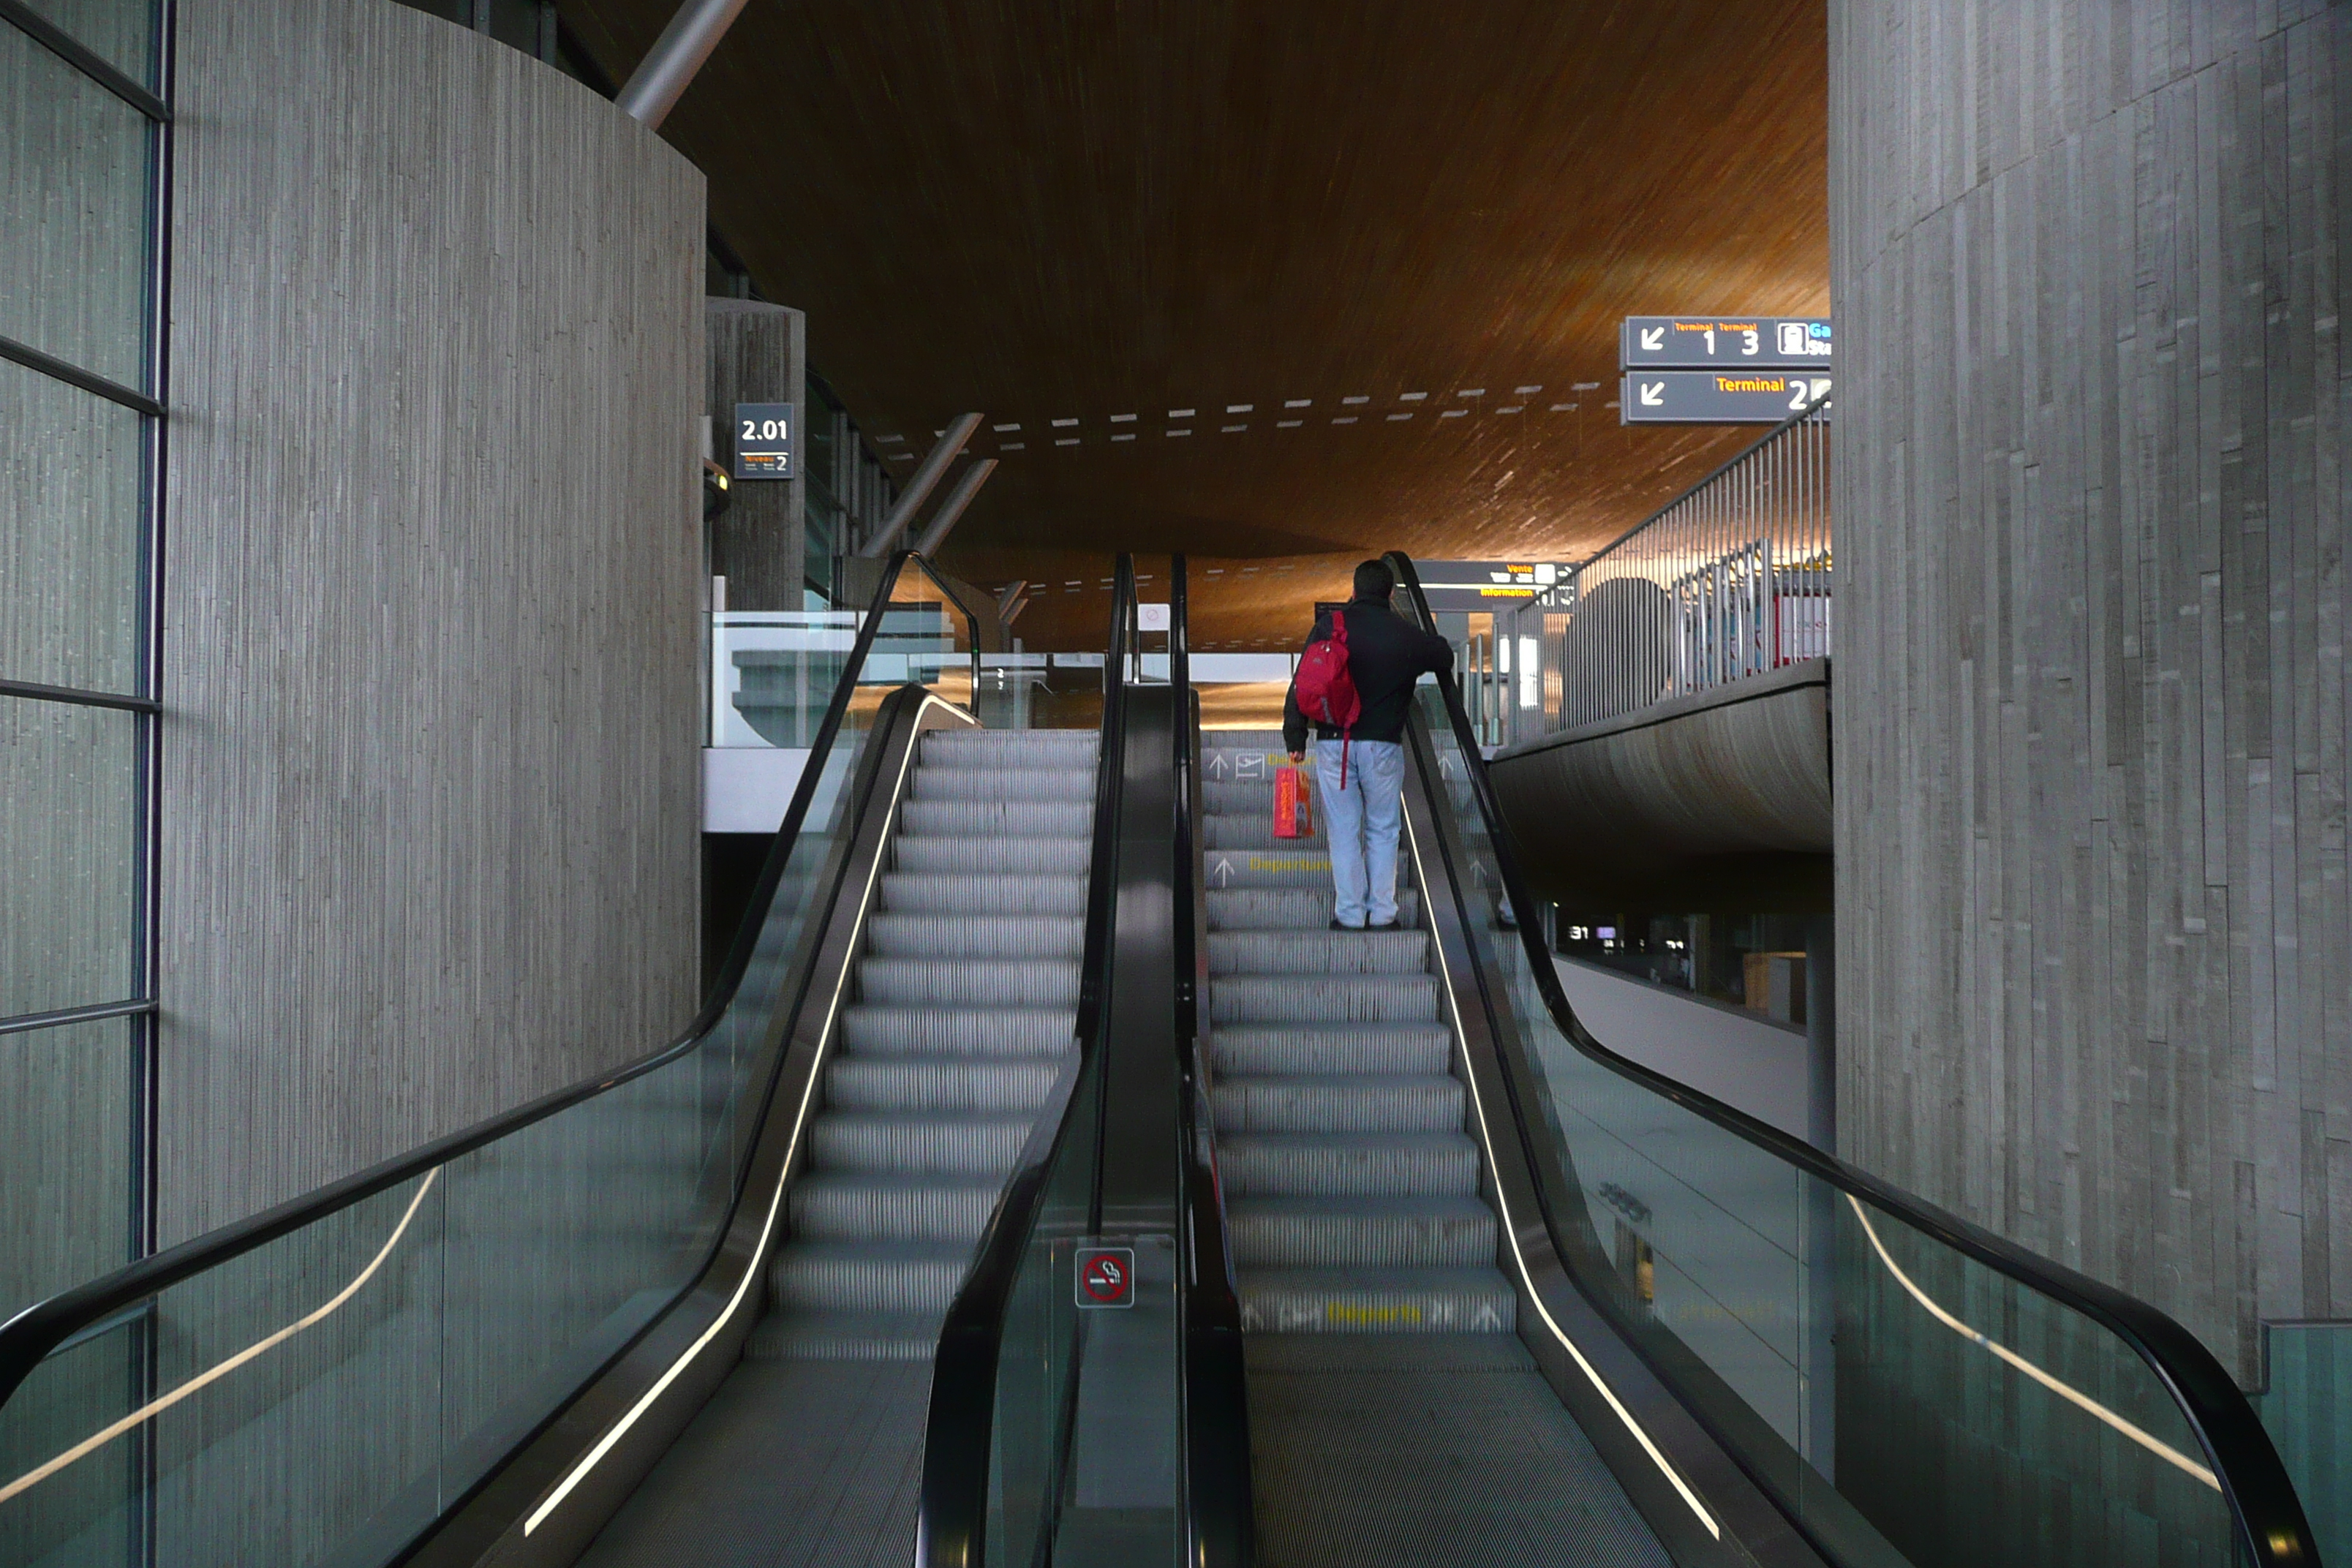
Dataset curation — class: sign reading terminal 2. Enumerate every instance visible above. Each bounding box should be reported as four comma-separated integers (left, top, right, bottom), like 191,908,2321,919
1619,370,1832,426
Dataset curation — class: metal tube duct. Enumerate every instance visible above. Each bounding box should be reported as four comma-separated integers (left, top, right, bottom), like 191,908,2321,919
911,459,998,557
616,0,752,129
857,413,984,557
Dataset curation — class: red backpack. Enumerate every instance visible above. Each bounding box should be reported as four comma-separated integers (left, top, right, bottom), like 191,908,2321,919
1294,610,1363,785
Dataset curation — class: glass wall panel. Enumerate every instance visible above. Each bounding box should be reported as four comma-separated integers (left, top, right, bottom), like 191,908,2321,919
0,696,137,1019
0,358,145,694
0,1016,135,1320
0,22,155,389
15,0,160,90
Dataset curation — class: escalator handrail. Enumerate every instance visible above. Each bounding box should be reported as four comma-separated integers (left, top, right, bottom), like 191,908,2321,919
1382,551,2319,1568
0,549,952,1405
916,556,1137,1567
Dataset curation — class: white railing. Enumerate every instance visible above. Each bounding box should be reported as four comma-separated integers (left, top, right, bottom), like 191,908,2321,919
1488,396,1830,747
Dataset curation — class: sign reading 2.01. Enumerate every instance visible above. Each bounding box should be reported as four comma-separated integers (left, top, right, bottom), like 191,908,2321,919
732,402,795,480
1621,316,1832,369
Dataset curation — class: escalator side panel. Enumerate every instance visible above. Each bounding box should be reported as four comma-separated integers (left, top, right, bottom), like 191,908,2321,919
410,690,977,1568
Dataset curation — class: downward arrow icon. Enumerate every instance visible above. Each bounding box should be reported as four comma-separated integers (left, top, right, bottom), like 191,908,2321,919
1638,326,1665,351
1640,382,1665,407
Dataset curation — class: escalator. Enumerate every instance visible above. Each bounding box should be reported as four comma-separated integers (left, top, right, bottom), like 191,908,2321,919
0,552,1146,1568
1159,552,2319,1568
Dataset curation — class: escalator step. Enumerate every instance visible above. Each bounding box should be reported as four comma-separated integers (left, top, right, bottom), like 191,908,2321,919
1218,1133,1482,1197
902,799,1091,837
1206,889,1421,930
769,1240,970,1313
1210,975,1439,1024
1237,1267,1517,1334
843,1006,1076,1058
791,1172,1003,1241
743,1309,944,1363
1226,1196,1499,1268
810,1112,1036,1175
1204,815,1328,851
879,872,1088,916
825,1054,1066,1113
924,729,1097,764
1210,1073,1464,1133
911,766,1097,802
892,837,1092,875
856,957,1082,1008
1208,930,1431,976
866,913,1085,959
1210,1024,1453,1077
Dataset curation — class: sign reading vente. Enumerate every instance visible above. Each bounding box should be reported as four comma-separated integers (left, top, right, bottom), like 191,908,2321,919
1620,317,1832,369
733,402,795,480
1619,371,1832,426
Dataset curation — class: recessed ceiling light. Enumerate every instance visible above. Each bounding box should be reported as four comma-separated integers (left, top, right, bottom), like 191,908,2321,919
1341,395,1369,405
1167,429,1192,437
1399,391,1428,402
1055,437,1080,446
1439,409,1466,418
1602,400,1618,408
876,434,908,444
1169,408,1196,417
1387,412,1413,421
1456,388,1485,398
1276,419,1303,428
1550,403,1574,411
933,429,946,437
1111,412,1137,423
1226,403,1253,413
1497,405,1523,414
992,422,1019,431
1112,432,1136,442
1572,382,1602,391
1000,441,1026,449
1051,418,1078,427
1222,423,1246,432
1514,385,1542,395
1284,398,1311,408
1333,415,1359,424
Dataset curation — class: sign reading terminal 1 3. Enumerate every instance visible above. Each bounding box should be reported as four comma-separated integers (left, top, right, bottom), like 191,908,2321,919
1619,370,1832,425
1621,315,1832,369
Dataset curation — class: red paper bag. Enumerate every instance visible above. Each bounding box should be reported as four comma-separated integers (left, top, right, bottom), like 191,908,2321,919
1273,764,1313,839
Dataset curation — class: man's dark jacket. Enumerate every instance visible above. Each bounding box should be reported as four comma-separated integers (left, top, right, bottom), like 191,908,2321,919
1282,595,1455,754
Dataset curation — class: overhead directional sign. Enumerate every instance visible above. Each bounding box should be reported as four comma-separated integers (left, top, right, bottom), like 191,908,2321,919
1621,316,1832,369
1620,370,1832,425
1412,560,1564,612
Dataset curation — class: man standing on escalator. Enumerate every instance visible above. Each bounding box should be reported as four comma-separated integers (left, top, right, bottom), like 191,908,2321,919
1284,559,1455,931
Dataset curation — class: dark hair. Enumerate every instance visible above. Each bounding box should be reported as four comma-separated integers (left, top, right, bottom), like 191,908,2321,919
1352,559,1395,600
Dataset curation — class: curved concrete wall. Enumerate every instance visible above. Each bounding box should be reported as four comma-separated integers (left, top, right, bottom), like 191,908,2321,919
1490,659,1832,911
1832,1,2348,1379
158,0,707,1242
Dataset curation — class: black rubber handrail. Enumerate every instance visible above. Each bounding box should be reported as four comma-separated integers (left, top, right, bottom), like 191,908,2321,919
1170,555,1254,1568
917,556,1137,1568
0,550,961,1405
1382,550,2321,1568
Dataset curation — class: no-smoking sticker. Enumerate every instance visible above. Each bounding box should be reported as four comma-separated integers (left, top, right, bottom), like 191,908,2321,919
1074,1245,1135,1308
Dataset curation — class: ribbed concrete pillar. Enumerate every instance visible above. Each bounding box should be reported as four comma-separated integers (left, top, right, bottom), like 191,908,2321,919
1831,2,2348,1382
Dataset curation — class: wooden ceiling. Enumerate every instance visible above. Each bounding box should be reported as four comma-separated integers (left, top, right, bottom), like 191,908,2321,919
559,0,1828,647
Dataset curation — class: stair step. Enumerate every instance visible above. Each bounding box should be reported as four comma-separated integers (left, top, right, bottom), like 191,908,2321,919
1208,975,1439,1024
1210,1025,1453,1077
1207,930,1429,976
1210,1073,1463,1134
1207,889,1421,931
810,1112,1035,1175
880,873,1087,916
843,1007,1074,1058
744,1309,943,1363
1227,1196,1499,1268
867,913,1085,960
827,1054,1064,1113
1218,1132,1482,1197
894,837,1092,875
912,767,1096,802
859,957,1081,1009
769,1240,970,1314
1236,1267,1518,1334
902,800,1091,838
791,1172,1003,1241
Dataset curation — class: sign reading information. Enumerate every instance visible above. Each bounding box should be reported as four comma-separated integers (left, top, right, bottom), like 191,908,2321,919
1620,316,1833,369
1619,370,1833,426
732,402,795,480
